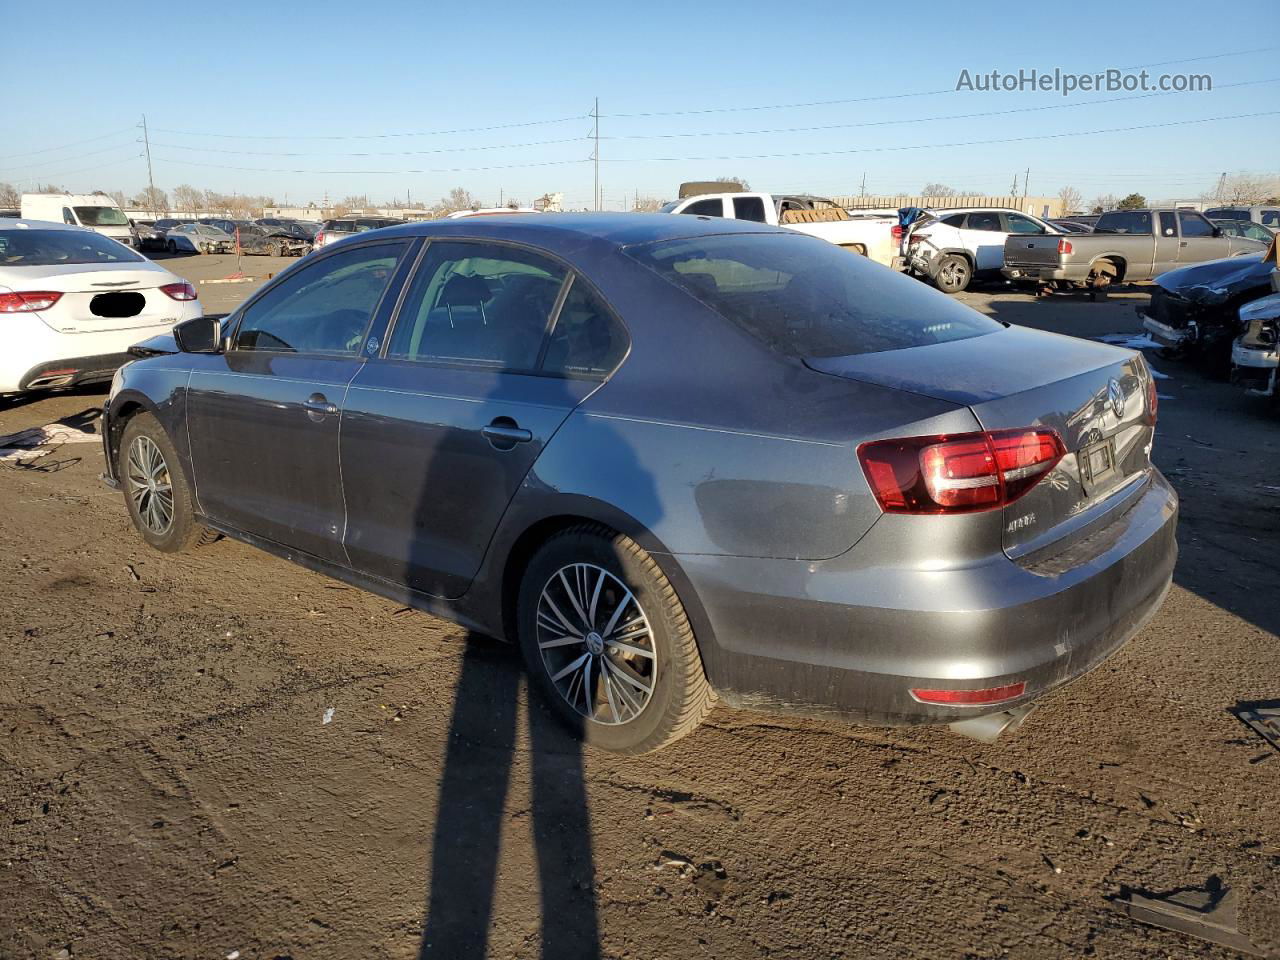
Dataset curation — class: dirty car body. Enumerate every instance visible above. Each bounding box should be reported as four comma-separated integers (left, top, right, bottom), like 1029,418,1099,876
101,214,1177,736
233,224,311,257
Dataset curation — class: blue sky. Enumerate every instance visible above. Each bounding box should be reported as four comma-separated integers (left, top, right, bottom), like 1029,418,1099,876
5,0,1277,209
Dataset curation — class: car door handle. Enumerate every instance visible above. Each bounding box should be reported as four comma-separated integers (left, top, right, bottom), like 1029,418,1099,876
481,421,533,446
303,393,338,420
1179,241,1188,247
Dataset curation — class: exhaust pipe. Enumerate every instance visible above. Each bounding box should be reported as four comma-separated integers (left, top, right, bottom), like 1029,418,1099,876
948,703,1038,744
26,374,75,389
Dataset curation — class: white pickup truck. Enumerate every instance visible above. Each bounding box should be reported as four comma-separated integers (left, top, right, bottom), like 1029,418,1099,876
660,189,896,267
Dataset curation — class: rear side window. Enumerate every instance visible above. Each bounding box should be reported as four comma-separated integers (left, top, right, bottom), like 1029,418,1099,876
1157,212,1177,237
732,196,768,223
541,280,628,378
965,212,1002,231
387,241,566,370
627,233,1001,358
236,241,409,355
1094,211,1152,234
1004,214,1043,234
0,228,143,265
681,198,724,217
940,213,965,227
1178,211,1214,238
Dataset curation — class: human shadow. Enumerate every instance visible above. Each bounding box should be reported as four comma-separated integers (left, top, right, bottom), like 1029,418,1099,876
418,635,599,959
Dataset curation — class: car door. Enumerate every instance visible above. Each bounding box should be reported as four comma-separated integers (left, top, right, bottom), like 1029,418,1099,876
185,238,414,561
1177,210,1225,263
958,210,1005,270
679,197,727,218
340,239,628,599
1153,212,1180,275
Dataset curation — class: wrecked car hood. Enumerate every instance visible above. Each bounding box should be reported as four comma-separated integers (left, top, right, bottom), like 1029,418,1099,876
1152,253,1272,304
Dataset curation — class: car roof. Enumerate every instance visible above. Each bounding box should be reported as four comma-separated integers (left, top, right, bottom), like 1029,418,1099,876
0,218,92,233
927,207,1033,216
371,211,793,251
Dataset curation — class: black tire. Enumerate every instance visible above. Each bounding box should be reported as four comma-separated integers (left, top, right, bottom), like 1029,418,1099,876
516,524,714,754
933,254,971,294
118,412,210,553
167,240,177,254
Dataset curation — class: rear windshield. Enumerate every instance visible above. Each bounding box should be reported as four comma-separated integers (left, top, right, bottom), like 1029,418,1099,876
0,229,143,265
73,205,129,227
327,220,357,232
626,233,1001,358
1093,211,1152,234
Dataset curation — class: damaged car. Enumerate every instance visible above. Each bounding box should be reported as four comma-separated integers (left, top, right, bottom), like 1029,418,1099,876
1140,237,1278,373
1232,291,1280,403
230,223,312,257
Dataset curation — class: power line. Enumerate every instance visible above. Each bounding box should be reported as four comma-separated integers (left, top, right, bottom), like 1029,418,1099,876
1118,45,1280,69
602,78,1280,141
598,110,1280,164
151,114,589,141
147,135,588,158
0,141,144,173
0,128,134,161
150,155,589,176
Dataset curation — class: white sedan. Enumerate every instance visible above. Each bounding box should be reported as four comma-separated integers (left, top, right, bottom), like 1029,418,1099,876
0,220,202,394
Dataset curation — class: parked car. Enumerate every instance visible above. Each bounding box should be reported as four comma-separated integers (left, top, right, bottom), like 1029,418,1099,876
1055,214,1100,230
142,217,195,252
1139,240,1278,370
903,208,1061,293
102,213,1176,753
1231,292,1280,401
1003,208,1269,291
661,188,897,267
257,218,321,241
1211,219,1275,244
1203,204,1280,235
312,216,406,251
0,220,201,394
1049,219,1093,234
20,193,135,248
130,219,156,248
232,223,311,257
166,223,234,255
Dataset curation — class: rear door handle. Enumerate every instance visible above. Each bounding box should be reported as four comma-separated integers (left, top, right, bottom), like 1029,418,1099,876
1179,241,1188,247
303,393,338,420
482,424,533,443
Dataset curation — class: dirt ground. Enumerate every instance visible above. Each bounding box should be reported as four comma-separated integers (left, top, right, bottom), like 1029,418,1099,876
1,263,1277,960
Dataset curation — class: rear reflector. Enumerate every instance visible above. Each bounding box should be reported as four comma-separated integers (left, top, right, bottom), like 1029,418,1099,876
859,428,1066,514
910,681,1026,706
0,291,63,312
161,281,198,301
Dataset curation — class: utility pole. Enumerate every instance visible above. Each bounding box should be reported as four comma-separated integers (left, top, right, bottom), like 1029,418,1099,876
140,114,157,217
859,171,866,197
1022,167,1030,209
1010,173,1018,196
592,97,600,212
1216,171,1227,202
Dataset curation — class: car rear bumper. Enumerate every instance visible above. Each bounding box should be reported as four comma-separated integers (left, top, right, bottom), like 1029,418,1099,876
1002,264,1080,282
678,470,1178,726
1140,310,1193,347
15,352,135,392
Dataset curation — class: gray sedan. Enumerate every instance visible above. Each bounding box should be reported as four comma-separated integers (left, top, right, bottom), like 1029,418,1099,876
165,223,234,255
101,214,1177,753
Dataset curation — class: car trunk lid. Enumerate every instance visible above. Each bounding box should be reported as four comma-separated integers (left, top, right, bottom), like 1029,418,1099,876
11,264,189,333
805,325,1155,558
1004,234,1063,269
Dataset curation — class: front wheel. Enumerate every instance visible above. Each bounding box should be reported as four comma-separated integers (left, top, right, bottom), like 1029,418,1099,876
933,254,972,294
119,413,212,552
517,525,714,754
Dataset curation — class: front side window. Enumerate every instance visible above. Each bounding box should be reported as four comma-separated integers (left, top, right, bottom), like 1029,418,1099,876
1004,214,1043,235
61,207,76,225
1095,211,1152,235
965,212,1002,231
1179,211,1214,238
627,233,1001,358
733,196,768,223
74,206,128,227
235,241,408,355
0,229,144,265
386,241,566,370
681,198,724,218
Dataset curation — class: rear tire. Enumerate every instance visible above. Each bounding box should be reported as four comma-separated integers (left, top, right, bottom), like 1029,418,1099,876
933,254,972,294
516,524,714,754
118,413,210,553
167,240,177,254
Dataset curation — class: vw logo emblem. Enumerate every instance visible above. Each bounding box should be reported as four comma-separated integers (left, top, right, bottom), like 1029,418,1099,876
1107,379,1126,419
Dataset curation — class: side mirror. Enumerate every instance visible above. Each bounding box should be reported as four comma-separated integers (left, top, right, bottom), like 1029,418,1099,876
174,315,223,354
1212,226,1223,238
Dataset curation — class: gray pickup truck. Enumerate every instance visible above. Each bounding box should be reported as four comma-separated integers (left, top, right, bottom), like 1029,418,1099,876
1002,208,1268,290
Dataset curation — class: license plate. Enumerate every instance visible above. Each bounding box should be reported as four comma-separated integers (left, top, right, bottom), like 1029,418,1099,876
1078,437,1118,494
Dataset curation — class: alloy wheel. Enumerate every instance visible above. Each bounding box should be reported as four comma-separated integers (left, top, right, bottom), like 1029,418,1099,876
536,563,657,725
126,435,174,535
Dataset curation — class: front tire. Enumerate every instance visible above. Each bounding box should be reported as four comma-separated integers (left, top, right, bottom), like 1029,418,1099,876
119,413,209,553
933,254,972,294
516,524,714,754
167,240,177,254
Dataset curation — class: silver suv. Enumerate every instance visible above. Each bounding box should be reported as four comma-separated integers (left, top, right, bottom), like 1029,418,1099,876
313,216,406,250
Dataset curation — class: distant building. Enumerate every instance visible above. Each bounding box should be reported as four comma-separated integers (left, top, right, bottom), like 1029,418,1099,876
836,194,1064,219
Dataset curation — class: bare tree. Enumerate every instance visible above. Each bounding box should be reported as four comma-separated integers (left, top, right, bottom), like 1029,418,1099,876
1202,173,1280,204
105,190,128,209
921,183,957,197
0,182,19,207
34,183,66,194
137,186,168,214
713,176,750,190
432,187,479,217
1057,185,1083,215
632,196,667,212
172,184,203,216
1090,193,1117,214
340,195,371,212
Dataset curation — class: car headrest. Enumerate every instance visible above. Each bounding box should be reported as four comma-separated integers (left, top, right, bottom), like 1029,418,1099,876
439,273,493,308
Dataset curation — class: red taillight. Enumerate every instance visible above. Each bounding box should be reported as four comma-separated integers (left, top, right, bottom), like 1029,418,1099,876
910,681,1026,706
858,428,1066,515
0,291,63,313
160,281,198,301
1145,371,1158,426
891,225,904,242
1057,237,1073,255
314,231,325,246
